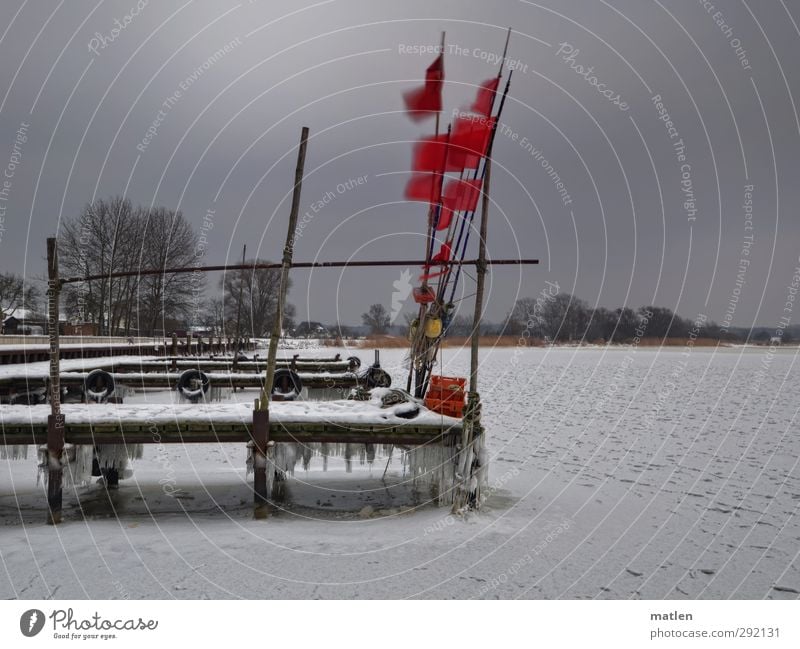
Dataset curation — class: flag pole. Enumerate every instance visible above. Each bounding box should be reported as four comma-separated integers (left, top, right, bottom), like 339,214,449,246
446,27,512,307
407,30,446,393
453,70,513,513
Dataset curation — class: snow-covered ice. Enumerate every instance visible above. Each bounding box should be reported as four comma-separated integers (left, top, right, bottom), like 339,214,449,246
1,345,798,599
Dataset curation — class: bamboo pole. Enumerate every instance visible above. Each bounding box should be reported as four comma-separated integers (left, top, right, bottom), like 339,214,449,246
453,72,513,513
253,126,309,518
468,162,491,394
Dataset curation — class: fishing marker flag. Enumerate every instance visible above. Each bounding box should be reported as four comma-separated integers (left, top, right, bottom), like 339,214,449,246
435,206,453,231
431,241,452,263
405,173,443,205
403,54,444,121
446,115,495,169
469,77,500,117
443,178,482,213
412,131,488,173
412,135,457,172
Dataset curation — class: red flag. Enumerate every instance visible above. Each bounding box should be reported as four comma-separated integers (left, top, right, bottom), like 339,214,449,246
435,206,453,230
413,134,484,173
443,178,482,213
431,241,452,264
403,54,444,121
405,173,442,204
412,135,458,172
470,77,499,116
445,115,494,169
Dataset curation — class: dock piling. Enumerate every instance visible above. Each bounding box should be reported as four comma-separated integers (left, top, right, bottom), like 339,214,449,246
46,238,64,524
252,407,270,519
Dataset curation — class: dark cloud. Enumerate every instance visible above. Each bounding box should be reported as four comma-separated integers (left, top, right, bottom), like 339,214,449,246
1,0,798,328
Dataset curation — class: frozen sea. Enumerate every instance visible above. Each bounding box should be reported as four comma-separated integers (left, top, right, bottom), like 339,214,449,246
1,345,798,599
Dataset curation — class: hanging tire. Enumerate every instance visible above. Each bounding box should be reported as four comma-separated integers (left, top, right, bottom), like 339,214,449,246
347,356,361,371
84,369,115,403
272,368,302,400
176,369,210,401
364,366,391,388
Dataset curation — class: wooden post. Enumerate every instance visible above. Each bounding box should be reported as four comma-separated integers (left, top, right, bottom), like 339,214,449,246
170,334,178,371
46,238,65,525
254,126,309,518
468,161,491,394
233,244,246,372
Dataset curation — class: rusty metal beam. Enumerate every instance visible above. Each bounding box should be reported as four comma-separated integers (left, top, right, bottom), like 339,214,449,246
60,258,539,285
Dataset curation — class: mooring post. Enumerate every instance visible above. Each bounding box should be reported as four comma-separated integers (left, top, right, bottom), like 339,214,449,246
46,238,65,524
171,333,177,370
253,125,309,519
252,402,269,517
233,244,247,373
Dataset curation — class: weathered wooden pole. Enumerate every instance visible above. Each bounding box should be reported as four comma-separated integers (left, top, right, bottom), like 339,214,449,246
451,162,491,513
468,162,490,395
253,126,309,519
232,243,247,372
46,238,65,524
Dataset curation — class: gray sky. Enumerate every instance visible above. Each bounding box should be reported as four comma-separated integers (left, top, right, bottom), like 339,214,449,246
1,0,798,329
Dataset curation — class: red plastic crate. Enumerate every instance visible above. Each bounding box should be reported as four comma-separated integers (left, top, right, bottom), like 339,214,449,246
425,375,466,417
424,397,464,418
428,375,466,392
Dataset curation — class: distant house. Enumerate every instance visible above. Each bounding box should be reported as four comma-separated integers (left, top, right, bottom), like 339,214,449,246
63,322,99,336
770,335,782,345
292,321,330,338
2,309,48,335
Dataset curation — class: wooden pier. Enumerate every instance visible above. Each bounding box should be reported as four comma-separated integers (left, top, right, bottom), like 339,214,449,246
0,403,460,447
0,337,256,365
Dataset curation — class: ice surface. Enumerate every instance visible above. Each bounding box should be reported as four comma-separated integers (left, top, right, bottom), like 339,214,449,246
1,345,799,599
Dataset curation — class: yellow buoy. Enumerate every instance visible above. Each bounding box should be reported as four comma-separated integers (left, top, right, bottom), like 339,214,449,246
407,318,419,341
424,317,442,338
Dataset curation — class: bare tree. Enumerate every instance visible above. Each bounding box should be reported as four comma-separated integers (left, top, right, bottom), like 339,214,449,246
0,273,40,321
58,197,143,334
220,259,293,337
199,296,226,335
137,207,199,335
446,314,474,337
59,197,200,336
362,303,390,334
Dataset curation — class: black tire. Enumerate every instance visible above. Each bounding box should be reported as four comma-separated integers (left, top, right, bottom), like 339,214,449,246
272,368,302,400
364,366,391,388
176,369,210,401
347,356,361,371
84,369,115,402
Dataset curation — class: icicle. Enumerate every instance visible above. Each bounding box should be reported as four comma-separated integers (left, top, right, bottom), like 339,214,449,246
301,444,313,471
0,444,29,460
344,443,353,473
36,445,47,485
63,445,94,487
209,386,232,402
94,444,142,480
321,443,329,471
404,443,459,506
35,443,96,487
